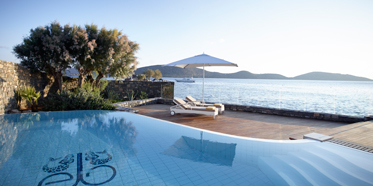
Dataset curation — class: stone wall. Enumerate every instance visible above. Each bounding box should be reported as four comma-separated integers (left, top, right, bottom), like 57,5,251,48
0,60,53,114
156,98,175,105
221,103,366,123
105,81,174,100
0,60,174,114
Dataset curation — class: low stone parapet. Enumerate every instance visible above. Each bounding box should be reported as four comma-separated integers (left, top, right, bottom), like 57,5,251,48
115,106,139,113
156,98,174,105
221,104,366,123
113,97,161,108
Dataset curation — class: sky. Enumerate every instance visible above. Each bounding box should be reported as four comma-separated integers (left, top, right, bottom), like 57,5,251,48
1,0,372,79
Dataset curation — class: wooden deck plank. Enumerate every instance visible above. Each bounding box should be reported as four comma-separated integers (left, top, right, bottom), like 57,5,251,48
135,104,373,149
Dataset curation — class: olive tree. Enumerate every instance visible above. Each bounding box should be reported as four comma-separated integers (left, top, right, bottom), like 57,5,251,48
154,69,162,80
91,28,139,86
13,21,74,91
14,22,139,89
145,69,154,80
70,25,97,87
137,74,146,81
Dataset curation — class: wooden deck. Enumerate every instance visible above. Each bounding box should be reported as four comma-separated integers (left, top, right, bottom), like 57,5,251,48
135,104,373,148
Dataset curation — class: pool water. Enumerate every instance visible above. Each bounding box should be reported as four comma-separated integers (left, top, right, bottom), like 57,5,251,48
0,111,372,186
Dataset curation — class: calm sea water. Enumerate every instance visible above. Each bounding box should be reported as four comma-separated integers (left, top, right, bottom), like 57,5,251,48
163,77,373,117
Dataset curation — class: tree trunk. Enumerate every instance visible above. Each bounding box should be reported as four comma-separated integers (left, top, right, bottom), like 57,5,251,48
78,74,85,88
56,72,63,92
95,72,104,87
50,68,64,92
86,72,94,84
78,69,85,88
77,68,85,87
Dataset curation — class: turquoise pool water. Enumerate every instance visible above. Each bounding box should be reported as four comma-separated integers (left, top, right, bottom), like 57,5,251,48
0,111,372,186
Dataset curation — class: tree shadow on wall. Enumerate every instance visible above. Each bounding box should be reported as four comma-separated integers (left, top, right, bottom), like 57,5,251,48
1,64,57,113
12,65,64,109
0,75,18,113
15,67,54,107
13,65,80,108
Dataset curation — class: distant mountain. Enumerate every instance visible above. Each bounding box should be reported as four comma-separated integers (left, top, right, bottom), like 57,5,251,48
64,65,372,81
135,65,372,81
293,72,372,81
134,65,288,79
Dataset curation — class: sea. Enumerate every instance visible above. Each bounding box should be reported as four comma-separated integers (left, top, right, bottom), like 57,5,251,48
162,77,373,117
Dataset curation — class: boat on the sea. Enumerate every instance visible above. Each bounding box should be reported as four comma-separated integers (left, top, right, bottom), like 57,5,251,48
175,77,195,83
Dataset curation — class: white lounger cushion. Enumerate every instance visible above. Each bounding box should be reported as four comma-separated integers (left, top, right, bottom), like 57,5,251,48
185,96,225,114
171,99,218,119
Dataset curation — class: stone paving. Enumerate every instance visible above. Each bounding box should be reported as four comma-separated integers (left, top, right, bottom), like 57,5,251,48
135,104,373,148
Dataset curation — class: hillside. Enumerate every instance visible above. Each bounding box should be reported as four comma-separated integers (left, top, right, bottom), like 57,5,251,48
64,65,372,81
293,72,372,81
135,65,371,81
134,65,288,79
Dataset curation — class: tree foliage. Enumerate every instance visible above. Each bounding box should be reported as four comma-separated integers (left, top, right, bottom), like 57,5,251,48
137,74,146,81
70,25,97,87
145,69,155,80
154,69,162,79
13,21,74,91
13,21,139,91
91,27,139,86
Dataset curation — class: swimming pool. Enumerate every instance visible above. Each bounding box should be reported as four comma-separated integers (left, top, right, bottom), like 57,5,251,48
0,111,372,186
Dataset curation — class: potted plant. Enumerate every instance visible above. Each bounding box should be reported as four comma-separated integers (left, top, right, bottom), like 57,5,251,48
19,86,41,112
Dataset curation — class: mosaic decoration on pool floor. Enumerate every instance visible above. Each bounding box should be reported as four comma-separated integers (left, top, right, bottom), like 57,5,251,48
38,150,116,186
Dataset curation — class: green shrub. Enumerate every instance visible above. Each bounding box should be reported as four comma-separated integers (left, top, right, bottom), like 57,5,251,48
42,88,115,111
15,88,23,109
107,90,120,100
125,90,138,101
137,91,148,100
76,80,109,97
137,74,146,81
18,86,40,108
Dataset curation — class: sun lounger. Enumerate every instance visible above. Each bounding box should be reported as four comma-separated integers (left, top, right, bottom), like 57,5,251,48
185,96,225,114
170,99,218,119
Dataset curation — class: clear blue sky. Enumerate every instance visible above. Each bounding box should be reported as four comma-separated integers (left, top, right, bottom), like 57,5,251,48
1,0,372,79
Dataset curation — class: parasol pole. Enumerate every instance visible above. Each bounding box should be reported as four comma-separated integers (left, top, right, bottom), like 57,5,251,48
202,64,205,103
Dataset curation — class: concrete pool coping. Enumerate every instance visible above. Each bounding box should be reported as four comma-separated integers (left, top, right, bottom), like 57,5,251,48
134,104,373,149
